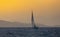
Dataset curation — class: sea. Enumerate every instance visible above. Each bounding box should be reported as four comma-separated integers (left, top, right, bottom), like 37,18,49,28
0,27,60,37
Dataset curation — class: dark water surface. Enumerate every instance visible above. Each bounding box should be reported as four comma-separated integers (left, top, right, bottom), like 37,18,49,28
0,27,60,37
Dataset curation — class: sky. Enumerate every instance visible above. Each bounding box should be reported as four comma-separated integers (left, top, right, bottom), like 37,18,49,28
0,0,60,26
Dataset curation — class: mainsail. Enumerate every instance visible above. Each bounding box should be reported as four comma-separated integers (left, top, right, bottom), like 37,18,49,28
31,11,38,29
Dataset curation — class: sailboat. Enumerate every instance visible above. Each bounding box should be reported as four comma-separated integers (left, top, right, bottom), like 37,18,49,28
31,11,39,29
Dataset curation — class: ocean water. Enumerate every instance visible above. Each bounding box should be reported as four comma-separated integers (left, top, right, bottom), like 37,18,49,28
0,27,60,37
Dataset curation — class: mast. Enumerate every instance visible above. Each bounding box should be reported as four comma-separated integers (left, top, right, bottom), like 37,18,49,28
31,11,38,29
31,11,35,27
32,11,33,22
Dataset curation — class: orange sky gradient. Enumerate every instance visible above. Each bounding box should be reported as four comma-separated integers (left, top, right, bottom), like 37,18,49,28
0,0,60,26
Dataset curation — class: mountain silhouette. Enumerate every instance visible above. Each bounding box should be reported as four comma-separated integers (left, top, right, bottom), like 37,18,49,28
0,20,47,27
0,20,32,27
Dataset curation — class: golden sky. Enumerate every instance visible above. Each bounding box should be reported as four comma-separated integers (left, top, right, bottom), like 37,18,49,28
0,0,60,26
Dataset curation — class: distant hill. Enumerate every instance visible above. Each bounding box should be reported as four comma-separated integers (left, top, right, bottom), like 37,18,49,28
0,20,49,27
0,20,32,27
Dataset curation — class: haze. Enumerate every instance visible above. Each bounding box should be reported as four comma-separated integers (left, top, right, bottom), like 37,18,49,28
0,0,60,26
